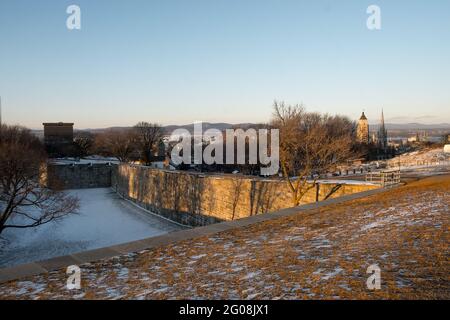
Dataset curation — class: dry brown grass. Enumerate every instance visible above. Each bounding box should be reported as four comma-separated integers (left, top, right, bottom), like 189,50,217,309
1,175,449,300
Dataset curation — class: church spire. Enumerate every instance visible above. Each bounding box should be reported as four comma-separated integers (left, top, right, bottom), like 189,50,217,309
378,108,388,150
360,111,367,120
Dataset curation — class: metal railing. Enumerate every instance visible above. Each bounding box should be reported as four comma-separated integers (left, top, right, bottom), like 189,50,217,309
366,169,401,187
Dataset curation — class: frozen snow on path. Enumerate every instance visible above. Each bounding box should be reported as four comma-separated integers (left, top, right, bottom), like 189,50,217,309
0,188,183,268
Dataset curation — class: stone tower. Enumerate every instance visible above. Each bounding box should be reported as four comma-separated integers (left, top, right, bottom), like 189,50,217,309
43,122,74,146
356,112,369,144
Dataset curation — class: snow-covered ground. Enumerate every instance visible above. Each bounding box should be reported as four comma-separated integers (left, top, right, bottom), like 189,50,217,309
50,156,120,165
0,189,183,268
314,179,377,186
387,147,450,169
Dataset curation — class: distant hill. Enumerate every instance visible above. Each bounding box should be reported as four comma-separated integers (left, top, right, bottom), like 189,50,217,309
31,122,450,137
163,122,257,134
370,123,450,130
72,122,259,135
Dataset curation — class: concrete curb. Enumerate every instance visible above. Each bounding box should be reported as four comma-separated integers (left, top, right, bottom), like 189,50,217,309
0,185,394,284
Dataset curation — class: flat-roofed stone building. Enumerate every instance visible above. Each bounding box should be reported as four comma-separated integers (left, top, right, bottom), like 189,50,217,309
43,122,74,146
43,122,74,157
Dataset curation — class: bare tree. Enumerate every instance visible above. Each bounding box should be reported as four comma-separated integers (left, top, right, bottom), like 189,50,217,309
93,129,137,163
134,122,164,166
74,131,94,157
0,125,79,235
271,101,355,206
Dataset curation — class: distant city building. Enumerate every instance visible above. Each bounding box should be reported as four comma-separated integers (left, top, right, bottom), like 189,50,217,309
409,131,429,144
356,112,369,144
43,122,74,146
377,110,388,150
371,132,378,144
407,135,418,143
388,139,401,148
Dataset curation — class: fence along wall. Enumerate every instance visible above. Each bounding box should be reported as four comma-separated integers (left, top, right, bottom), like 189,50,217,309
112,164,379,226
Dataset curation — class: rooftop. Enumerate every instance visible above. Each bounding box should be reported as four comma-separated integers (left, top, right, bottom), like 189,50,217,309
42,123,74,126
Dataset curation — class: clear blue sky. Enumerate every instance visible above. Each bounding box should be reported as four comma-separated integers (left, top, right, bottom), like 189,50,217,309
1,0,449,129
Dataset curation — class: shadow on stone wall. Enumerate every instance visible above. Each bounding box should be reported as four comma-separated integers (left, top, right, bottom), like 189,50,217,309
112,164,380,226
43,163,379,227
44,164,112,189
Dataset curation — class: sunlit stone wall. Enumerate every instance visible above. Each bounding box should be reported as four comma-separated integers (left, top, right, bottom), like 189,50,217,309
111,164,379,226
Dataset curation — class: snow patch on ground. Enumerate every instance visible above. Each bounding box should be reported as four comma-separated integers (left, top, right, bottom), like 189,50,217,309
240,271,261,281
359,194,447,232
316,179,377,186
